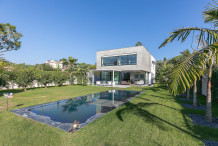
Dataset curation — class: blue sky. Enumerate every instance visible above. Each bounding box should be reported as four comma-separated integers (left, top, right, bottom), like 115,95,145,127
0,0,212,65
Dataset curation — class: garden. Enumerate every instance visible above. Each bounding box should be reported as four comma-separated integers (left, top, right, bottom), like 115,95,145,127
0,85,218,145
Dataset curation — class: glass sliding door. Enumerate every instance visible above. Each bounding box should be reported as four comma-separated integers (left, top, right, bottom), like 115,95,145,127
114,72,120,84
101,72,111,82
120,72,130,82
145,72,149,84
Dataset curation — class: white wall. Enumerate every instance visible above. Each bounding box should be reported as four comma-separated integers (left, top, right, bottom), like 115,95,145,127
96,46,155,72
151,55,156,84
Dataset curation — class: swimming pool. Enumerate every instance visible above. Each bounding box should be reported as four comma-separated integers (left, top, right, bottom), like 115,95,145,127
11,90,142,131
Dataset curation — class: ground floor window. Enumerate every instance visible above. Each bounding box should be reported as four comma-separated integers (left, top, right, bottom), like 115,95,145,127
120,72,130,81
101,72,111,82
98,71,149,85
140,74,144,80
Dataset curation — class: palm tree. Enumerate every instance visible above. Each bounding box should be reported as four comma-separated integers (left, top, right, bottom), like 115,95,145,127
180,50,193,100
61,56,78,84
193,78,197,107
186,89,190,100
159,0,218,122
77,63,90,86
181,49,198,106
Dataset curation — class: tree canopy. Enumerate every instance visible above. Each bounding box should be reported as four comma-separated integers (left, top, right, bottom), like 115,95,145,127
0,23,23,58
135,41,142,46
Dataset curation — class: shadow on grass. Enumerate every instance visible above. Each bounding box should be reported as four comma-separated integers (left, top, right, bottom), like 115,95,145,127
0,85,73,97
175,95,218,141
0,89,24,97
137,97,180,111
0,87,45,97
115,101,202,140
116,102,166,130
116,86,218,142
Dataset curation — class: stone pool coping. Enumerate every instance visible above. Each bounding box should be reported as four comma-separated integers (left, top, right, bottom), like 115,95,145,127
11,90,144,132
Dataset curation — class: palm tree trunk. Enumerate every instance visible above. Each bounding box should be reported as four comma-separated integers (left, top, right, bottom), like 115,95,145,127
193,79,197,107
187,88,190,100
69,72,72,85
206,64,213,122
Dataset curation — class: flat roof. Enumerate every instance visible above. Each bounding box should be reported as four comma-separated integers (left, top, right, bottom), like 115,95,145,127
90,69,150,73
97,45,155,59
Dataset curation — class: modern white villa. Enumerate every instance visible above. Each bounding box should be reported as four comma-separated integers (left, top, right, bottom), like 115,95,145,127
89,46,156,86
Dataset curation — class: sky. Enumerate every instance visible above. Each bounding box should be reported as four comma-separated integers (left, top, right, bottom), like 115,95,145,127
0,0,213,65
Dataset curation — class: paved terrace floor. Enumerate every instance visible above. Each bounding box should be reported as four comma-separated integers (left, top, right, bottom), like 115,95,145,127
95,84,150,88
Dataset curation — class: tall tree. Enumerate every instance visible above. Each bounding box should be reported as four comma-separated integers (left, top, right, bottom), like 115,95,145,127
0,23,23,57
15,67,36,91
36,71,53,88
52,71,68,87
35,64,55,71
0,69,9,89
61,56,78,84
77,63,90,86
159,0,218,122
135,41,142,46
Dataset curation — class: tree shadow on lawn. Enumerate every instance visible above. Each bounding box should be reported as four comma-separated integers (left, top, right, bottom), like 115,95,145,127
0,89,24,97
0,85,72,98
0,86,61,110
136,97,180,111
116,86,218,143
0,87,48,97
149,94,177,101
175,95,218,142
115,101,202,141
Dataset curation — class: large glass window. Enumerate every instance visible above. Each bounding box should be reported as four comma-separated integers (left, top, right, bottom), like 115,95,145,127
118,55,127,65
110,56,117,66
128,54,137,65
101,54,137,66
120,72,130,81
102,56,117,66
140,74,144,79
118,55,136,65
101,72,111,82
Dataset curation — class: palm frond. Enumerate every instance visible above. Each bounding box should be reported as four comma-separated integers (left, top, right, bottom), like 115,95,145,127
159,27,218,48
167,50,207,95
203,0,218,27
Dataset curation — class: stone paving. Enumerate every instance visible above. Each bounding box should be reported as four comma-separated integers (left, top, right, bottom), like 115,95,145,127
182,103,206,110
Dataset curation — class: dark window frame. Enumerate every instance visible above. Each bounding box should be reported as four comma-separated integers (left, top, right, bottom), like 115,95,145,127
101,54,137,66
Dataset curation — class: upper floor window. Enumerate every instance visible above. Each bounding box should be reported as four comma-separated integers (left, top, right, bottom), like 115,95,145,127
102,56,118,66
101,54,137,66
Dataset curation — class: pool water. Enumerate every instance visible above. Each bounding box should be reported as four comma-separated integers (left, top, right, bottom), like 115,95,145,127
28,90,140,123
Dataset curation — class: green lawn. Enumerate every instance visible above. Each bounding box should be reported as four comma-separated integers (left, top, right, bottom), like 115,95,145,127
0,85,217,145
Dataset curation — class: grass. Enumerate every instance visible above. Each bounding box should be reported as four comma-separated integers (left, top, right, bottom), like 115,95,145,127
0,85,218,145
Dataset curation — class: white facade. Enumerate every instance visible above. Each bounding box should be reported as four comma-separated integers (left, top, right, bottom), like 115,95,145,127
91,46,156,86
46,60,63,69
